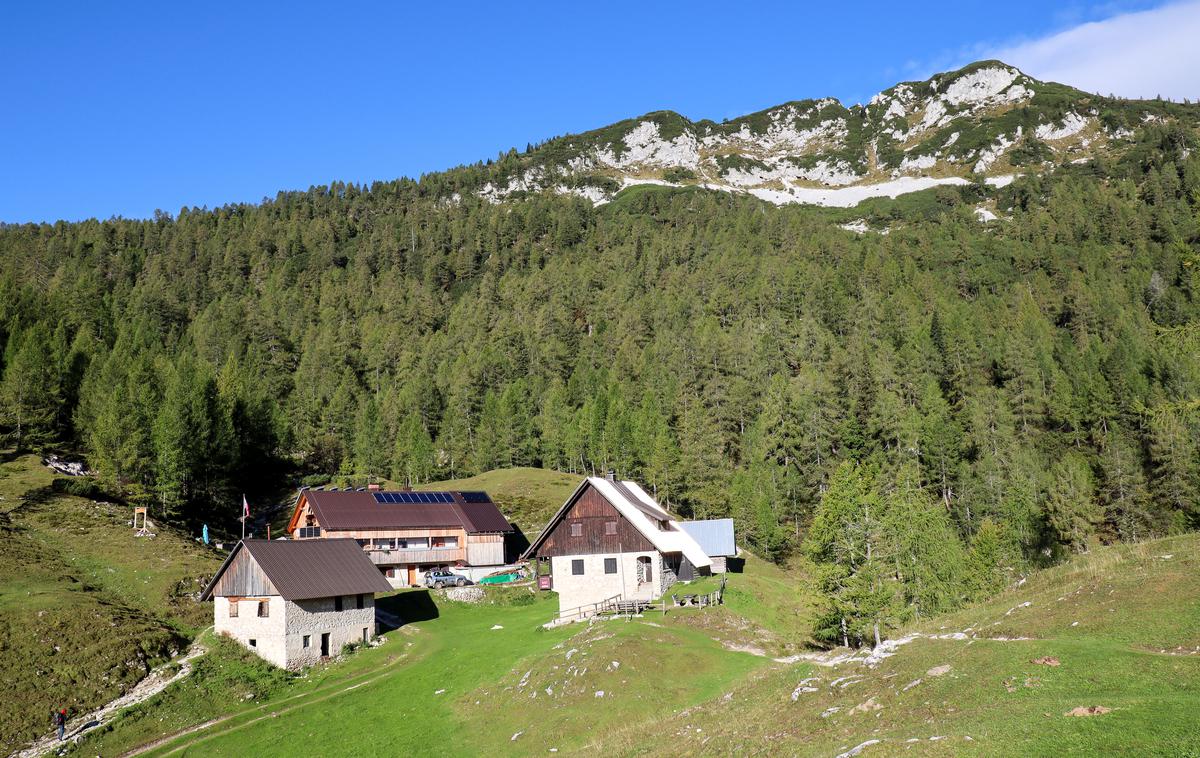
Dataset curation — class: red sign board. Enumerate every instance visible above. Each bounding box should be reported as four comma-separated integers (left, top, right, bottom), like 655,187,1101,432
538,575,553,590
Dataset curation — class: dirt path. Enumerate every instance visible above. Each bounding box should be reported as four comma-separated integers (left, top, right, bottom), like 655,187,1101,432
11,635,209,758
121,630,433,757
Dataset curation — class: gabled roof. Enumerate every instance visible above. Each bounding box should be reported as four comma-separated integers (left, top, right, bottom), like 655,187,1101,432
521,477,712,570
200,539,393,601
680,518,736,557
288,489,512,534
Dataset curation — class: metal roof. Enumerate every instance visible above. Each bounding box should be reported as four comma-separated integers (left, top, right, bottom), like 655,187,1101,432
521,478,711,570
201,539,393,601
680,519,736,557
298,490,512,534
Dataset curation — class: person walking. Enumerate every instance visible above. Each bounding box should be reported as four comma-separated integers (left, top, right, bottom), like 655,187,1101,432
53,708,66,741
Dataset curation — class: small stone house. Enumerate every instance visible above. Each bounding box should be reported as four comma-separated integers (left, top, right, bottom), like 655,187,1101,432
521,474,712,618
200,539,392,669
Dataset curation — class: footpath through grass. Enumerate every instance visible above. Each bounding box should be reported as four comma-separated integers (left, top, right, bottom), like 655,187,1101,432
0,452,220,753
82,590,768,757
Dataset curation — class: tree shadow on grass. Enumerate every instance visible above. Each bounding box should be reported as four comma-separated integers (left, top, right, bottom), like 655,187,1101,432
376,590,439,632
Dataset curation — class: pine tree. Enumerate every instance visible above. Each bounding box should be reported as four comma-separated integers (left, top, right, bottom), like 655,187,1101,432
1045,452,1101,552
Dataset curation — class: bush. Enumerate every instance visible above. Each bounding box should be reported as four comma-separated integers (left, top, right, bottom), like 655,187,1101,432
50,477,109,500
662,167,697,183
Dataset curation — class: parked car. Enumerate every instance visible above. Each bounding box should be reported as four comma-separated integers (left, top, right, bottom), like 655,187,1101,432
425,569,470,589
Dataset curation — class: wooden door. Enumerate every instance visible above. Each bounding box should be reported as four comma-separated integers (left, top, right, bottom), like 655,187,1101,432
320,633,330,657
407,566,418,586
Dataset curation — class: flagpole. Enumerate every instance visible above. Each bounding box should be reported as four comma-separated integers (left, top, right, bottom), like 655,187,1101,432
241,494,246,541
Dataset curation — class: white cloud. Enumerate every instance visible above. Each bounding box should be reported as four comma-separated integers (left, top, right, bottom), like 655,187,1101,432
992,1,1200,100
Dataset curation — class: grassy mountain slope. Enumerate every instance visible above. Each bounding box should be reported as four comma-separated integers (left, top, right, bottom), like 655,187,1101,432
609,535,1200,756
415,467,583,534
0,453,220,754
60,534,1200,757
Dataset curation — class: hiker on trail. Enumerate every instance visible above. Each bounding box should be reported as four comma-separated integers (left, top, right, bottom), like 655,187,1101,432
52,708,66,741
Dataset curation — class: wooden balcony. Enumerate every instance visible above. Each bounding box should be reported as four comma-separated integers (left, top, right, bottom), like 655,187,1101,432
365,547,465,565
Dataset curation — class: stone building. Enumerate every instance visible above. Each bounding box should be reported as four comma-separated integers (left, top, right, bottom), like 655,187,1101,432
521,474,713,618
200,539,392,669
285,488,514,587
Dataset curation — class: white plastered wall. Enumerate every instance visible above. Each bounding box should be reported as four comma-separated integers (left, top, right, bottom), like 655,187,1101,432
549,551,667,617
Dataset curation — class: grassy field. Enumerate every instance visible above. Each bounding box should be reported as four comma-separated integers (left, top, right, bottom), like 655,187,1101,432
9,451,1200,756
604,535,1200,757
416,467,583,534
0,452,221,754
71,589,770,757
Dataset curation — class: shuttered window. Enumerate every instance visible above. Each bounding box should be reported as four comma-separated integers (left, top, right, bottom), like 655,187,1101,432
228,600,238,618
604,558,617,574
605,521,617,535
571,559,585,575
570,522,583,537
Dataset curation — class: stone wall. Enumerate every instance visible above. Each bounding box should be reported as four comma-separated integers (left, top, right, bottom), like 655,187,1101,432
213,594,377,669
214,595,288,668
283,596,376,669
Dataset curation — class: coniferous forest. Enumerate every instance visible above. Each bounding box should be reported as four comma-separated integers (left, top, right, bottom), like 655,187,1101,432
1,122,1198,641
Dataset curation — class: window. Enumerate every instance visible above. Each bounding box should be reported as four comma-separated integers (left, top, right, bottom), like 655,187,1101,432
257,600,269,618
356,594,364,610
604,558,617,574
570,522,583,537
571,559,585,576
335,596,344,612
636,555,652,583
303,635,311,648
605,521,617,535
385,568,395,578
249,639,257,648
228,600,239,618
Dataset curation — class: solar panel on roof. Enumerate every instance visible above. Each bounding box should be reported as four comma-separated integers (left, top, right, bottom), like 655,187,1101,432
373,492,387,503
461,491,491,503
386,492,399,503
439,492,453,503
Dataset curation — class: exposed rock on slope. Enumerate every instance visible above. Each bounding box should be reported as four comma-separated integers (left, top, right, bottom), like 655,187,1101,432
473,60,1194,208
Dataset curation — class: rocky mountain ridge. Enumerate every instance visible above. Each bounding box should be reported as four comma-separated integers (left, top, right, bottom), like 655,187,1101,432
472,60,1192,208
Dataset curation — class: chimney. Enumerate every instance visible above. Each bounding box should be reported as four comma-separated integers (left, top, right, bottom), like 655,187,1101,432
606,470,616,482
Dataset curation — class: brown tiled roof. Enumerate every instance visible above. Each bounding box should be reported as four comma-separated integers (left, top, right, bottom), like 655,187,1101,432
201,539,392,601
299,490,512,534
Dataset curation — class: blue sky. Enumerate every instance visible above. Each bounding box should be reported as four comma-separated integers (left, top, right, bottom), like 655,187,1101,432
2,0,1197,223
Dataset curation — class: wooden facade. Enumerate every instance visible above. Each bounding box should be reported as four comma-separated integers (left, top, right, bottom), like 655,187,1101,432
212,548,279,597
535,484,655,558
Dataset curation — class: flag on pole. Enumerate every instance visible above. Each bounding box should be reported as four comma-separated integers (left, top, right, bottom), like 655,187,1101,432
243,495,250,520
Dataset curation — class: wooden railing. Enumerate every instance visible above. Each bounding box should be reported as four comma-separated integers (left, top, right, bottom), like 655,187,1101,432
365,547,466,565
557,594,623,622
